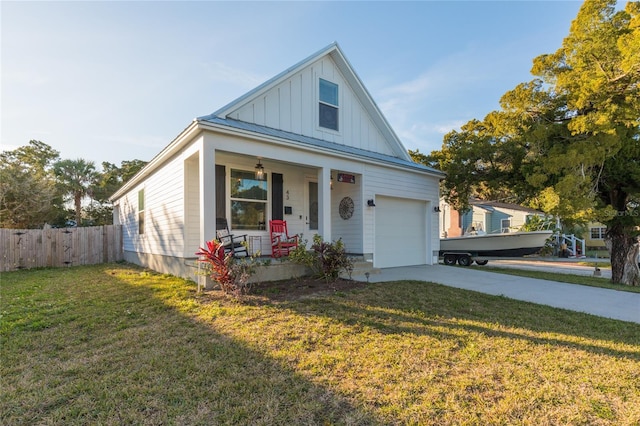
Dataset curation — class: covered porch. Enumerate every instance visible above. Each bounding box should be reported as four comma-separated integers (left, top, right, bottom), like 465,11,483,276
183,140,368,260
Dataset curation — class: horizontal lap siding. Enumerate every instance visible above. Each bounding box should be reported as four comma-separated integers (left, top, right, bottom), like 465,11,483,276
120,191,137,252
147,160,184,256
493,209,528,231
120,154,185,257
331,180,363,254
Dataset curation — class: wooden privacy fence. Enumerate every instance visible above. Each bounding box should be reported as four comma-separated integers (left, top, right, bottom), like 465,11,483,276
0,225,123,271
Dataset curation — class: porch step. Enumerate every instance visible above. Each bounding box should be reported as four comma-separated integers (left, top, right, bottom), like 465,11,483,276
342,260,381,279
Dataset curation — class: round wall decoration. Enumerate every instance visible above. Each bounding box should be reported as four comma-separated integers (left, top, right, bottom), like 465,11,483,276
339,197,355,220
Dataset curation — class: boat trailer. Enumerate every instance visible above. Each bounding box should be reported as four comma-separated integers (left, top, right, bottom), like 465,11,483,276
440,251,490,267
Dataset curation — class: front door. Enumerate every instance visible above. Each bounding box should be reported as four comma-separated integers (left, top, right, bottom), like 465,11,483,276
305,180,318,239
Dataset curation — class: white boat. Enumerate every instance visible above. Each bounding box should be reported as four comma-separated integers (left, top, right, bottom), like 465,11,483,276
439,230,553,258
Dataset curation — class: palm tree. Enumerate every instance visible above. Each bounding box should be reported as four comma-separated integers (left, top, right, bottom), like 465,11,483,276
53,159,99,226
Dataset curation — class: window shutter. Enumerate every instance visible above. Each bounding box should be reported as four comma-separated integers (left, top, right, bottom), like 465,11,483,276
272,173,283,221
216,165,225,219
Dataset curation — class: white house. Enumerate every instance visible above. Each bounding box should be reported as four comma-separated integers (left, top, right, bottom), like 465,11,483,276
110,42,445,281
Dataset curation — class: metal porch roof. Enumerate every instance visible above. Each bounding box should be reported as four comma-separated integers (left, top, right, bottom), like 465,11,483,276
197,116,445,177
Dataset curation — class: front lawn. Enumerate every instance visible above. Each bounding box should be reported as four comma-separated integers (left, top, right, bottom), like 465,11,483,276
2,264,639,425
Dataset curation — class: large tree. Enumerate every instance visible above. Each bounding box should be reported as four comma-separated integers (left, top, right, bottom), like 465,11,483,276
92,159,147,202
423,0,640,285
1,141,147,227
0,141,65,228
86,159,147,225
54,158,100,226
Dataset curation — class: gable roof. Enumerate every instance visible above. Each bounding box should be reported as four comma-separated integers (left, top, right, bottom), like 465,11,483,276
110,43,445,202
197,42,413,162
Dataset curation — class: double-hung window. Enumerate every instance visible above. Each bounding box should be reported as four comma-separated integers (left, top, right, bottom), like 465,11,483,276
319,78,339,131
138,189,145,234
230,169,268,230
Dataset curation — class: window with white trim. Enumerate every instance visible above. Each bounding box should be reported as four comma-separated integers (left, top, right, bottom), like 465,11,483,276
138,189,145,234
501,219,511,233
590,227,606,239
319,78,339,131
230,169,268,230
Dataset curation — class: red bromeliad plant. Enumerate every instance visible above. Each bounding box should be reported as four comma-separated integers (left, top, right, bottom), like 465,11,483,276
196,239,254,297
196,240,233,290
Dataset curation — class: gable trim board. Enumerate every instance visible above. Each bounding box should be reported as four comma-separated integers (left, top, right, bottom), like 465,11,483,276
110,43,444,281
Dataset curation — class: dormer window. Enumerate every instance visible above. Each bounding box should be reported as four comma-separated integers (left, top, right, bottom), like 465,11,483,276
319,78,339,131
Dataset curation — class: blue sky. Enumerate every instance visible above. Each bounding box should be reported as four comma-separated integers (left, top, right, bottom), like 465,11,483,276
2,1,584,167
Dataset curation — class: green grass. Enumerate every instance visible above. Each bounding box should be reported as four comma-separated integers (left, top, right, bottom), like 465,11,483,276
480,266,640,293
2,264,639,425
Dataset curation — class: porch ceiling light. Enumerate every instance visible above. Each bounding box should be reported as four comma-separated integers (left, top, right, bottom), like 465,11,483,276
255,158,265,180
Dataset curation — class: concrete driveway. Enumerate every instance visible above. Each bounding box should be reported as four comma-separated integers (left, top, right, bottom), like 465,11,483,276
357,264,640,324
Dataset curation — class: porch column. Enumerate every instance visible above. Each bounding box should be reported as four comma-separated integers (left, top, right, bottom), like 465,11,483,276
199,140,216,246
198,140,216,291
318,167,331,242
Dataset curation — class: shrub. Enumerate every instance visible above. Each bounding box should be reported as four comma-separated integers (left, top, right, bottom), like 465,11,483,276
289,234,353,282
196,240,257,297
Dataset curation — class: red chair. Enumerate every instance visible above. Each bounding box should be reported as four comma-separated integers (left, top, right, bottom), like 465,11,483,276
269,220,298,258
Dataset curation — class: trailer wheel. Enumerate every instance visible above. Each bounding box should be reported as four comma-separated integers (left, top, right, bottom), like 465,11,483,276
458,255,472,266
443,254,457,266
475,260,489,266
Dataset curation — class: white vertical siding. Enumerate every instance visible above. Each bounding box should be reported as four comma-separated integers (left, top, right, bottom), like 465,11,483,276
279,84,291,130
227,56,394,157
265,90,279,129
290,75,302,134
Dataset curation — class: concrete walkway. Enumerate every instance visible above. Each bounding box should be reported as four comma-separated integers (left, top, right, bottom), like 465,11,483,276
356,264,640,324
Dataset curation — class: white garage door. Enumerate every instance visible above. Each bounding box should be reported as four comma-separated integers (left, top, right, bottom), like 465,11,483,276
375,196,427,268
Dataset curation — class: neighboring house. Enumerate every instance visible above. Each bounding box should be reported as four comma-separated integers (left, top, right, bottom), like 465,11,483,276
439,198,545,237
586,222,607,249
110,43,445,281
